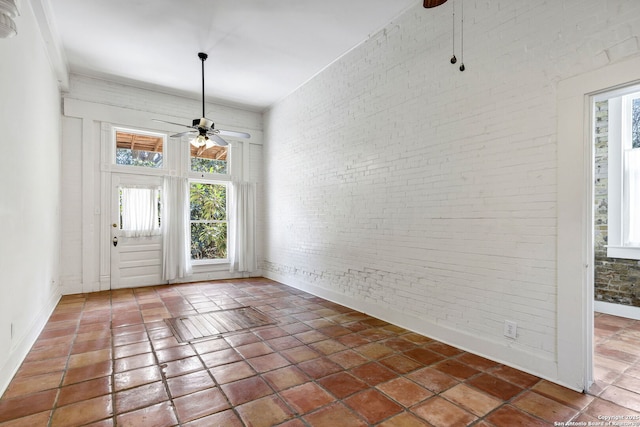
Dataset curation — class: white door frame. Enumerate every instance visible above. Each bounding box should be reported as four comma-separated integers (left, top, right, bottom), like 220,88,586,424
557,55,640,392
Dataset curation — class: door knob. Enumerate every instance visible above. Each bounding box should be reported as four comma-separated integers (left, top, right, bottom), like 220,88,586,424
113,236,118,247
112,223,118,228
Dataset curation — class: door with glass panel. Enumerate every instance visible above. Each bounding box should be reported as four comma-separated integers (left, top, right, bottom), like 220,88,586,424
110,174,165,289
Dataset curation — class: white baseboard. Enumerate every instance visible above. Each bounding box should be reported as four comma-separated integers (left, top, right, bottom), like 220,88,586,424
262,271,576,391
595,300,640,320
0,290,62,397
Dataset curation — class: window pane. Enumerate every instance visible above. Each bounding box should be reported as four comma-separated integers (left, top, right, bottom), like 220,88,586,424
191,145,228,174
119,187,161,237
191,222,227,260
116,131,164,168
190,183,227,221
625,149,640,245
189,182,227,260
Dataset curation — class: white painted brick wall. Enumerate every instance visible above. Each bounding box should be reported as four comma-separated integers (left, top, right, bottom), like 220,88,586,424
264,0,640,369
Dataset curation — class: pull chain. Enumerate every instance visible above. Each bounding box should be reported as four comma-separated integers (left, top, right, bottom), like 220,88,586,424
450,1,457,64
459,0,465,71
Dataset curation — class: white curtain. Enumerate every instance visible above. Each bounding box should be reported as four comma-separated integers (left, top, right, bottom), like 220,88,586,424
228,181,257,273
626,149,640,245
162,176,193,281
121,187,161,237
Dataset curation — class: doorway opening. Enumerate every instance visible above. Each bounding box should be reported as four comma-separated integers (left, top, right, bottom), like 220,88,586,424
557,55,640,392
590,84,640,394
592,85,640,316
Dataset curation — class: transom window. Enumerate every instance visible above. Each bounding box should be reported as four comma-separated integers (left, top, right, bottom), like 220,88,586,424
115,129,165,168
191,145,228,174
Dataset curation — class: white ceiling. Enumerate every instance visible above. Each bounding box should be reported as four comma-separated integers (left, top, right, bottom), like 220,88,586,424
48,0,420,111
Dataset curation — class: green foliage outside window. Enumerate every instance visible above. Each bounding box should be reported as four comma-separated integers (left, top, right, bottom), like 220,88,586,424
190,183,227,260
191,157,227,174
116,149,163,168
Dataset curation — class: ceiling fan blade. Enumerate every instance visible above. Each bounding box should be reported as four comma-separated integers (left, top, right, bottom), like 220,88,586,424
217,129,251,139
170,131,196,138
209,134,228,146
423,0,447,7
152,118,193,129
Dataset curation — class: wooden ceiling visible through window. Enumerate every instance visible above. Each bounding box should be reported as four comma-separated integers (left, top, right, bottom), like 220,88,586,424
116,131,227,160
116,131,163,153
190,144,227,161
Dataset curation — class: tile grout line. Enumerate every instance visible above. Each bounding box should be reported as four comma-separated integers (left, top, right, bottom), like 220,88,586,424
109,291,118,426
46,295,87,427
142,287,181,426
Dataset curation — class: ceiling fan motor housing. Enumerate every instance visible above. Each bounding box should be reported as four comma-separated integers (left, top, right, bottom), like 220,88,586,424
193,118,214,129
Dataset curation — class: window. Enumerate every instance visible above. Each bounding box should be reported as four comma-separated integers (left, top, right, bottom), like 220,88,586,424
119,186,161,237
191,145,228,174
190,182,227,261
115,129,165,168
604,86,640,259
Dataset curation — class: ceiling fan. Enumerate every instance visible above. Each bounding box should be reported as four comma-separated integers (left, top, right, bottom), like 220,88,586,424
153,52,250,149
423,0,447,8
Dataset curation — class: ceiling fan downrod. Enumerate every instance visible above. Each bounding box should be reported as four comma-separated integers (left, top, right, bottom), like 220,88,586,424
198,52,208,119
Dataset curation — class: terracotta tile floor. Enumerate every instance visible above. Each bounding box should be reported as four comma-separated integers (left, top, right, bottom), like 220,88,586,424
1,278,639,426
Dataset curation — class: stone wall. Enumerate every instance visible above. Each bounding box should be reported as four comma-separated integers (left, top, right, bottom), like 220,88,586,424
594,100,640,307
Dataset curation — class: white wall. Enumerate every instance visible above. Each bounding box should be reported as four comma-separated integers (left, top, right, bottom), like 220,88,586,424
0,1,62,394
263,0,640,389
60,75,264,294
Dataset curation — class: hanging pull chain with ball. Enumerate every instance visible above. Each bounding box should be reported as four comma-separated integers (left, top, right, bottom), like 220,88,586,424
459,0,465,71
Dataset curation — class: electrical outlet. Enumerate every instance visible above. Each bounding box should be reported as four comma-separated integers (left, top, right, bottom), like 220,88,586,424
504,320,517,339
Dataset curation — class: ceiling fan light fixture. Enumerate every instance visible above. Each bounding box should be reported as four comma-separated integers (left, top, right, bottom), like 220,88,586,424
191,134,208,148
